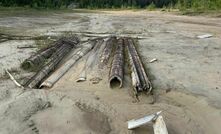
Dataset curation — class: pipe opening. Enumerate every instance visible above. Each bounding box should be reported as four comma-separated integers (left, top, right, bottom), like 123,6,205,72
110,77,122,88
39,82,53,89
21,61,33,70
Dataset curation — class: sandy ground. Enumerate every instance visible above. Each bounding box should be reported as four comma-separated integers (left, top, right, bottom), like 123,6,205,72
0,9,221,134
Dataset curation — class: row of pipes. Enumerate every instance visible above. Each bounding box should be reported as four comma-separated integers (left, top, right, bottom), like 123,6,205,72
107,37,152,94
22,36,152,94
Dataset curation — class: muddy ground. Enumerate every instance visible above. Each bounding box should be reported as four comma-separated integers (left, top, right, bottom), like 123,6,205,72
0,9,221,134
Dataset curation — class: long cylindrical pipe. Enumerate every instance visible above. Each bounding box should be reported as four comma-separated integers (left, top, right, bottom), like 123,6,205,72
100,36,117,67
26,37,79,88
126,38,152,93
40,41,95,88
76,39,104,82
22,46,57,69
125,38,142,93
22,37,79,69
109,38,124,88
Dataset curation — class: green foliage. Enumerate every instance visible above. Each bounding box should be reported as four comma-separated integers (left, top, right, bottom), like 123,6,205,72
146,2,156,10
0,0,72,8
0,0,220,10
176,0,221,11
0,0,175,8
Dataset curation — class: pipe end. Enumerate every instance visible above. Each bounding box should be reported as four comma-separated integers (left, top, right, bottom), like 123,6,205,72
109,76,123,89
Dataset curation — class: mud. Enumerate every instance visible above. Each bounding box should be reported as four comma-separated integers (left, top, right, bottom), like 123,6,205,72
0,9,221,134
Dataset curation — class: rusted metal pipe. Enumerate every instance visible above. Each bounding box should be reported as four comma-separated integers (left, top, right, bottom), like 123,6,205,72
25,37,79,88
125,38,141,93
21,37,76,69
125,38,152,93
22,46,57,69
40,41,95,88
100,36,117,67
109,38,124,88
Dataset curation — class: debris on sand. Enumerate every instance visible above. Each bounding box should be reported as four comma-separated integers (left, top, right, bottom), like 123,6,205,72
22,36,152,98
5,69,24,89
90,77,102,84
153,115,168,134
76,70,86,82
128,111,162,129
128,111,168,134
17,45,37,49
149,58,158,63
197,34,213,39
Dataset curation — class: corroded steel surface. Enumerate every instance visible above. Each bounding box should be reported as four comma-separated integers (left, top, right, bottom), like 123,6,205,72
22,37,79,69
100,36,117,66
109,38,124,88
40,41,95,88
125,38,152,93
22,46,57,69
25,37,79,88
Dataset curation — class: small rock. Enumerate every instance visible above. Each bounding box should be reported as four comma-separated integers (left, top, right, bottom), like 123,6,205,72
28,120,35,127
166,88,171,93
95,96,100,100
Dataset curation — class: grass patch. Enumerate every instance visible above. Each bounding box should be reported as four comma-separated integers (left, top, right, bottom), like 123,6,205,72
146,2,156,11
